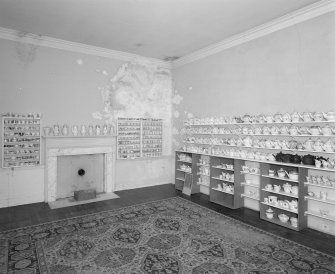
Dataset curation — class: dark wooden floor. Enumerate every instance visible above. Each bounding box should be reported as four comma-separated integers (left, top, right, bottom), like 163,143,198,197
1,183,334,257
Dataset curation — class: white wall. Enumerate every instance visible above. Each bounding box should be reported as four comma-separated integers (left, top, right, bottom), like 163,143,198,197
0,38,173,207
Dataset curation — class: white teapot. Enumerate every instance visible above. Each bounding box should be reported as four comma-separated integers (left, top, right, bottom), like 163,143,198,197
262,126,270,135
320,125,335,136
299,112,313,122
313,138,324,151
279,125,289,135
322,139,335,152
313,112,324,122
265,139,274,148
282,113,291,122
270,126,279,135
303,139,314,151
291,112,301,122
274,113,283,123
243,136,253,147
323,111,335,121
289,126,300,135
308,126,321,135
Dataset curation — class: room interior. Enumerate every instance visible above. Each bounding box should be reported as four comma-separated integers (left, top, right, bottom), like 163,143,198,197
1,0,335,273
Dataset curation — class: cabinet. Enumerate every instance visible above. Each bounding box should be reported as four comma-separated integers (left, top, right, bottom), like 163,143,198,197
2,115,41,168
117,118,163,159
259,163,308,231
209,156,243,209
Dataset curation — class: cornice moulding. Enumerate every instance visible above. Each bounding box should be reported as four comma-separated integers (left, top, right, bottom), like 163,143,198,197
0,27,172,69
172,0,335,68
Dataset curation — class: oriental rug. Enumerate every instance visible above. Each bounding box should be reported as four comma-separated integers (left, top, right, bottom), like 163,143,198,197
0,197,334,274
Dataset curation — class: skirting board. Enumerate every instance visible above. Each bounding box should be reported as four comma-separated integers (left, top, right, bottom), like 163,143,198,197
114,181,172,192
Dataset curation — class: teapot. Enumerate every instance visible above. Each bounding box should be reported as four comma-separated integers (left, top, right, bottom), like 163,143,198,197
243,136,253,147
313,138,324,152
322,139,335,152
273,140,281,149
308,126,321,135
240,150,247,158
258,139,266,148
262,126,270,135
303,138,314,151
323,111,335,121
320,125,335,136
289,126,300,135
254,127,262,135
298,126,310,135
287,170,299,181
246,151,255,159
236,138,243,147
291,186,298,195
242,126,249,135
242,114,252,123
282,113,291,122
274,113,283,123
313,112,324,122
288,139,298,149
279,125,289,135
299,112,313,122
302,154,315,165
280,140,289,150
265,139,274,149
264,114,274,123
283,182,292,192
270,126,279,135
253,139,260,147
257,115,266,123
277,168,287,178
291,112,301,122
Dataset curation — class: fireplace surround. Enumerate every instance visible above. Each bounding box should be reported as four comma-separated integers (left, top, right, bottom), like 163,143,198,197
44,136,116,203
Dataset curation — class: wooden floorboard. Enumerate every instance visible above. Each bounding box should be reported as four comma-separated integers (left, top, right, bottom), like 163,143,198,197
0,183,334,257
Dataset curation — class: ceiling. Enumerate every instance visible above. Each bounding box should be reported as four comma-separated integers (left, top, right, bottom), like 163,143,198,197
0,0,323,61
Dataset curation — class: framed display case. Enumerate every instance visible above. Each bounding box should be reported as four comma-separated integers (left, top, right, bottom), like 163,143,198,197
117,118,163,159
2,114,41,168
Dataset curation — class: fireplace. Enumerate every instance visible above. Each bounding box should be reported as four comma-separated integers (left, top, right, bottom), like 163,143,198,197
44,137,116,203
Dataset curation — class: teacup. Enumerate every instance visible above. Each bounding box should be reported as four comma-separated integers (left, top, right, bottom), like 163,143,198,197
269,170,275,176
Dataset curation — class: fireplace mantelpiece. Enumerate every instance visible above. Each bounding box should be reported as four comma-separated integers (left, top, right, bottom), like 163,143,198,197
44,136,116,202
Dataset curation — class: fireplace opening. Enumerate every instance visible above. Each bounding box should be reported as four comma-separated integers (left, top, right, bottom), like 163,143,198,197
56,154,104,199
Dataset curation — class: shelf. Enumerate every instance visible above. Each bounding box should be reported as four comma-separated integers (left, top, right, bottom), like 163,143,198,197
186,120,335,126
241,194,259,200
261,188,298,198
211,177,234,183
262,215,299,230
241,182,259,188
261,175,299,183
211,165,234,171
176,169,192,174
304,182,335,190
261,202,298,214
241,171,260,176
305,196,335,205
175,177,185,181
176,159,192,164
211,188,234,195
185,142,335,155
176,149,335,172
305,210,335,222
191,132,335,137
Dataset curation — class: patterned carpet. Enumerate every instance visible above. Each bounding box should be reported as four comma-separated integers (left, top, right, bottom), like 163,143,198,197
0,197,334,274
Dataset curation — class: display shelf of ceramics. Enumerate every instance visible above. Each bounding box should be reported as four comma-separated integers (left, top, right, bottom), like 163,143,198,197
176,149,335,173
2,114,41,168
241,193,259,201
305,210,335,222
185,121,335,126
260,202,298,214
263,212,299,230
261,188,298,199
183,141,335,155
211,176,234,183
211,165,234,171
189,133,335,137
305,196,335,205
261,174,299,183
304,182,335,190
211,187,234,195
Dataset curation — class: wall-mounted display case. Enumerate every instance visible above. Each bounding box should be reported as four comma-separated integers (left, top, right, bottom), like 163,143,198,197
117,118,163,159
2,114,41,168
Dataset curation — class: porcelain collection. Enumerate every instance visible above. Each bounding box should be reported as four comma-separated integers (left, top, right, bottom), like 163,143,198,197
43,124,115,137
